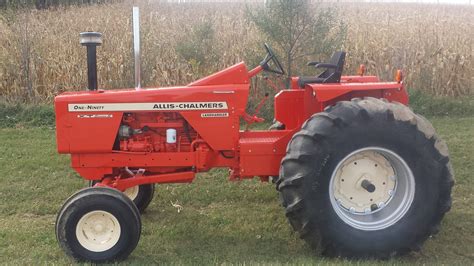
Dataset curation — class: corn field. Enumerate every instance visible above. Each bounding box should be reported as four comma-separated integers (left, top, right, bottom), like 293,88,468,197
0,2,472,103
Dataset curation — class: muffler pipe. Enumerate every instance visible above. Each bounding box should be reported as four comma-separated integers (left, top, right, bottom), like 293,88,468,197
132,7,141,90
80,32,102,91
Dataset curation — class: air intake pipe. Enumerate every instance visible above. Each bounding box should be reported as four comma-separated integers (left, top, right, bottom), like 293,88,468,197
80,32,102,91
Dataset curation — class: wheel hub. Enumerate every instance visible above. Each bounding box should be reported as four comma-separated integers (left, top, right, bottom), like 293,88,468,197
329,147,415,231
333,151,396,214
76,210,121,252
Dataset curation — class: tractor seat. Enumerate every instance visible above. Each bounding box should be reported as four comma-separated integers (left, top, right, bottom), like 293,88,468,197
298,51,346,88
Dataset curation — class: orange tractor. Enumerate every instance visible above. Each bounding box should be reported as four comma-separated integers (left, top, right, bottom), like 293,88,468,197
54,32,453,262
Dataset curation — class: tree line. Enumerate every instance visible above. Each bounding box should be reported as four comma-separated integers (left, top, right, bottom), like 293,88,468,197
0,0,122,9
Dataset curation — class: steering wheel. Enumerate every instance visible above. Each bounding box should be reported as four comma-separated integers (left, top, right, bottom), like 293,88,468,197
260,43,285,75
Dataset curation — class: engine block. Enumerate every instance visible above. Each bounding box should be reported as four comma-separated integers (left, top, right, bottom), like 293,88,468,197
118,112,198,153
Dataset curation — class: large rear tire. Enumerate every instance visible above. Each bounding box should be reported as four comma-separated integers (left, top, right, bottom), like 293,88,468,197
277,97,453,258
56,187,141,262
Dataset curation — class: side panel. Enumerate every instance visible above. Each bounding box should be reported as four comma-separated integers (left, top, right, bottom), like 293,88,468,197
238,130,293,177
54,101,71,153
55,84,249,153
274,87,318,130
68,111,122,153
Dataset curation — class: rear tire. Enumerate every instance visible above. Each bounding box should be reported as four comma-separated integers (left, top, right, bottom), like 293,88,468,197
56,187,141,262
277,97,453,258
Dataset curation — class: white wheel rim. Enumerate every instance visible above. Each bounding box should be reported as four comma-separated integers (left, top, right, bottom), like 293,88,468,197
329,147,415,231
124,186,139,201
75,210,121,252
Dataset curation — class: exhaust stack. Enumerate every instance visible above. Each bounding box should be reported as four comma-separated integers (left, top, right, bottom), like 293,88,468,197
133,7,141,90
80,32,102,91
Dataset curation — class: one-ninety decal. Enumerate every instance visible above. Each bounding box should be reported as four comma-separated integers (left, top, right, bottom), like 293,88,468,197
68,102,228,112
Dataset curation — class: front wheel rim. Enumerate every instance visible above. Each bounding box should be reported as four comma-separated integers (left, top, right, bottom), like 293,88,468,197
75,210,121,252
123,186,139,201
329,147,415,231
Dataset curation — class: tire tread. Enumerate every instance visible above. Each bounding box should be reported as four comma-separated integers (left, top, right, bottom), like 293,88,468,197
278,97,454,258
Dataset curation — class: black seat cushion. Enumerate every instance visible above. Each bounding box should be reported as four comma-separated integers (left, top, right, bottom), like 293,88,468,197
298,51,346,88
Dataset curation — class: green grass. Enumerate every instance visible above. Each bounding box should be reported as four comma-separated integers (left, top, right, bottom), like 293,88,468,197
0,116,473,264
408,90,474,117
0,102,55,128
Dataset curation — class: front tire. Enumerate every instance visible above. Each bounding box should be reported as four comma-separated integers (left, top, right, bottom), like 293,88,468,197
89,181,155,213
123,184,155,213
277,97,453,258
56,187,141,262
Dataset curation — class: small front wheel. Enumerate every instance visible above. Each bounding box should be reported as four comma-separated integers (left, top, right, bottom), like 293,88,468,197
56,187,141,262
90,181,155,213
124,184,155,213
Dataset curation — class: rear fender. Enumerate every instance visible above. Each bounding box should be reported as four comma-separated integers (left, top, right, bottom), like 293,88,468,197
274,82,408,130
310,82,409,108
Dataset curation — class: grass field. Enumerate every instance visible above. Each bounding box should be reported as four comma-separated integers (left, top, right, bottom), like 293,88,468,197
0,116,473,264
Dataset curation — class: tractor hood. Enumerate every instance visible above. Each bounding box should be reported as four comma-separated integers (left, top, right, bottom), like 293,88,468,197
188,62,250,86
54,62,251,153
